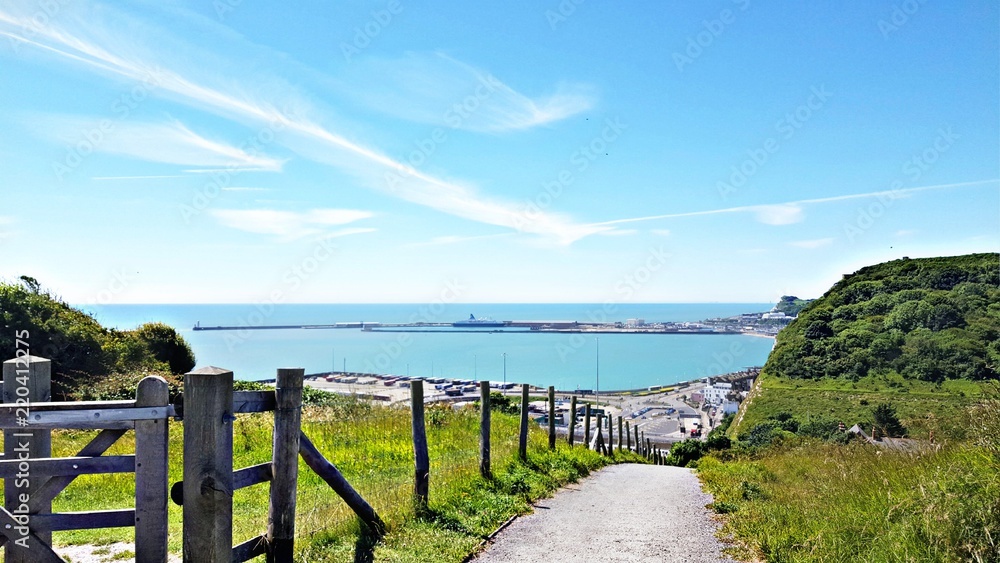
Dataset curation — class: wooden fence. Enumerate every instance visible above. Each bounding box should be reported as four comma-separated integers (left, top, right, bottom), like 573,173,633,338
0,358,667,563
0,355,170,563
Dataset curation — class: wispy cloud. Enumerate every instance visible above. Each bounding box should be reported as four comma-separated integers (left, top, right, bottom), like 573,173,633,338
0,2,608,244
591,179,999,228
894,229,917,237
339,52,596,133
34,116,285,170
650,229,671,237
788,237,835,249
210,208,375,241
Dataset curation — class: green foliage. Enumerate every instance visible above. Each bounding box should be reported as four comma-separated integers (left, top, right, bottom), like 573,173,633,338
487,391,520,415
698,440,1000,562
872,402,907,438
0,278,195,398
664,438,706,467
765,253,999,382
132,322,196,374
773,295,813,316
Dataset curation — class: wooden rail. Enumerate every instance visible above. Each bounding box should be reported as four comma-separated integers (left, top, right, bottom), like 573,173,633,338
0,355,170,563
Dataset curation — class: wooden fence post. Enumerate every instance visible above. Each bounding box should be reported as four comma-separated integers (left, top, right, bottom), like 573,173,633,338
568,396,577,446
617,416,623,453
625,420,631,451
135,375,170,563
182,366,234,563
634,425,640,455
547,386,555,450
479,381,491,479
3,355,52,563
583,404,591,449
646,438,652,461
518,384,529,462
606,411,613,453
595,414,605,455
267,368,303,562
411,380,430,515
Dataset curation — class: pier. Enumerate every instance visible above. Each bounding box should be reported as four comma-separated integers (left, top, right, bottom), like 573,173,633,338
192,319,744,335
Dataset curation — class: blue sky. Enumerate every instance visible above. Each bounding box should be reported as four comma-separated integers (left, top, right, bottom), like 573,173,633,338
0,0,997,305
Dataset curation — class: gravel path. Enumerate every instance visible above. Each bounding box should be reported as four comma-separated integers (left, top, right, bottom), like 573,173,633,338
472,464,739,563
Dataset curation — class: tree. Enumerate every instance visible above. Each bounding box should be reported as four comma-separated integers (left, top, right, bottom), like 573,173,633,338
872,402,906,438
133,322,196,374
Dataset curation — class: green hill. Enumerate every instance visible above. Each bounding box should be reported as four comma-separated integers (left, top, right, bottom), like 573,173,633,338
0,276,195,399
765,253,999,382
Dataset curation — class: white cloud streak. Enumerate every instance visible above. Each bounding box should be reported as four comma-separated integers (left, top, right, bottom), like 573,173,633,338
339,52,596,133
591,179,999,228
210,208,375,241
0,3,608,244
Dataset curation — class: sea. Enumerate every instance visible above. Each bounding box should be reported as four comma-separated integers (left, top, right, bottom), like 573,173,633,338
78,303,775,391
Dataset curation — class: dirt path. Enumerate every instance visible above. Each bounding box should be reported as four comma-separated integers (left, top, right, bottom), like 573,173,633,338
471,464,738,562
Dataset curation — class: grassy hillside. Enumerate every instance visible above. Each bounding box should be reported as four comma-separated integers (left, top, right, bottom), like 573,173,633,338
697,254,1000,562
0,277,194,399
766,253,999,383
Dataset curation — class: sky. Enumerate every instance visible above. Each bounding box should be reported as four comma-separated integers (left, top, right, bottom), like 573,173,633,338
0,0,997,305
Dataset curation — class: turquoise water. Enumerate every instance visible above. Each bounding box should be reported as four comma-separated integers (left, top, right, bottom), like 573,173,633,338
79,304,775,390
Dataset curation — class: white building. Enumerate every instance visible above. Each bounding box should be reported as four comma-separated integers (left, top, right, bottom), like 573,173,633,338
702,382,732,405
625,318,645,327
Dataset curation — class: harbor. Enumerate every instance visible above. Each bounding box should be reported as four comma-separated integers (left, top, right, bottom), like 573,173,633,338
192,316,757,335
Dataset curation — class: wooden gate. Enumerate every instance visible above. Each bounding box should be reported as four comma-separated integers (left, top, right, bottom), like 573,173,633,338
0,356,170,562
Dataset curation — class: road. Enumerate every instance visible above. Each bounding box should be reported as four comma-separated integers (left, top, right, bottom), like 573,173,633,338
471,464,739,563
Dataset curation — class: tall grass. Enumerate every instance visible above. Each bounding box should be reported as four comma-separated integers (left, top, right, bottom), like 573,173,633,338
699,437,1000,562
8,397,637,561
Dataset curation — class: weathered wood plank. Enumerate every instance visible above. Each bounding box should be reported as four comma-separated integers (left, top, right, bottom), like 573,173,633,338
0,406,165,430
29,428,127,511
232,534,268,563
0,503,63,563
135,375,170,563
31,509,135,532
182,366,234,563
172,390,274,419
411,380,429,515
170,463,273,506
518,384,529,461
4,355,52,562
479,381,491,479
547,386,556,450
568,395,577,447
267,368,303,563
298,432,385,536
0,455,134,478
584,404,592,449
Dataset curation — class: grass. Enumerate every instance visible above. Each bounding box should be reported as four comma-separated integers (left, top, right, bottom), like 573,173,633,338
8,397,643,561
701,387,1000,562
732,373,988,440
698,441,1000,562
